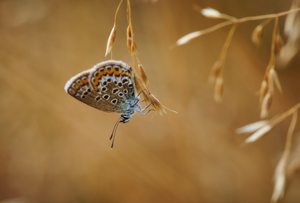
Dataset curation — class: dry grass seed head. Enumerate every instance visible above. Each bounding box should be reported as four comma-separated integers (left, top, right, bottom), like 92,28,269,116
138,64,149,85
130,41,137,53
127,24,133,38
126,25,136,53
176,31,204,46
200,7,236,21
237,103,300,144
259,79,268,103
275,33,284,54
148,94,164,113
251,19,272,46
214,77,224,103
279,0,300,66
209,60,222,84
201,7,222,19
236,120,270,134
252,24,264,46
105,25,117,57
272,153,288,202
269,69,282,92
260,92,272,118
266,72,274,94
244,124,272,143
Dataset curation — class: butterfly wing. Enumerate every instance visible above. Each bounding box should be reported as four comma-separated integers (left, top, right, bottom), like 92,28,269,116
64,70,123,112
88,60,137,113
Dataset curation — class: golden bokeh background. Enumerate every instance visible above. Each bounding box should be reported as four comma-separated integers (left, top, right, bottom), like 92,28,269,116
0,0,300,202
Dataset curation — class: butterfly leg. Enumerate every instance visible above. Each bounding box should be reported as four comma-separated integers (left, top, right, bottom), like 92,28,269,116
141,103,154,115
110,117,122,148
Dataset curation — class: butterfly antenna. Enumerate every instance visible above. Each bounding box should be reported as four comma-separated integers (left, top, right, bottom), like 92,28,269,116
110,117,122,148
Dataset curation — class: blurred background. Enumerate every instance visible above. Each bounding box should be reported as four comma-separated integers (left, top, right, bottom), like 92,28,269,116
0,0,300,202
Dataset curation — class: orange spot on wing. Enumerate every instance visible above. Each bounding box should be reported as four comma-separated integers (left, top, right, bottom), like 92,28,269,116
121,71,131,77
107,69,114,75
113,69,121,76
80,78,88,85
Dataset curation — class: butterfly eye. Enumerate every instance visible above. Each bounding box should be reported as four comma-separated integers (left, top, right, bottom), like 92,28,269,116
122,79,129,84
118,82,123,87
102,81,107,86
118,92,124,97
101,87,107,92
123,89,128,94
107,78,112,83
128,84,133,88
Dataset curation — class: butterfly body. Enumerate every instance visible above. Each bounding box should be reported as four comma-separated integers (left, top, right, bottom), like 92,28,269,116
64,60,141,123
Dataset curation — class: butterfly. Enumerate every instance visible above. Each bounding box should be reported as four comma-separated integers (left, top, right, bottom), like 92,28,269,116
64,60,149,147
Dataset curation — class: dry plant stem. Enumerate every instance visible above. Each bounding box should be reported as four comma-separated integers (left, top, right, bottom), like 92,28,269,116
193,21,233,38
126,0,135,53
261,18,273,27
104,0,124,57
238,8,300,22
259,17,282,118
126,0,148,88
190,8,300,39
126,0,141,78
125,0,144,82
126,0,139,64
125,0,167,113
271,111,298,202
266,17,279,73
126,0,132,28
114,0,124,23
219,25,237,63
285,112,297,154
270,103,300,127
212,24,237,102
237,102,300,143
